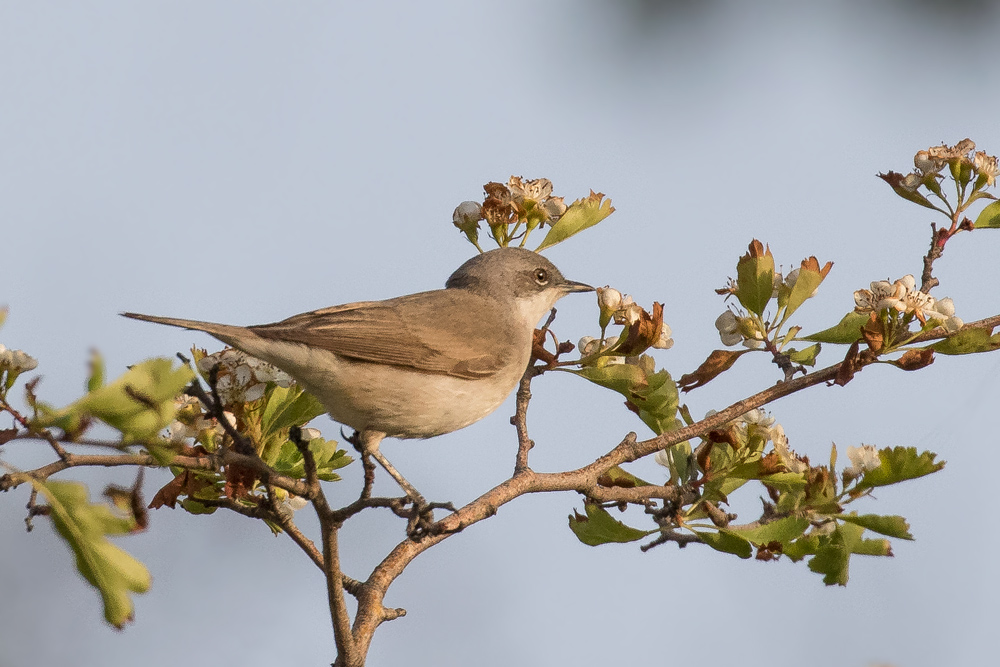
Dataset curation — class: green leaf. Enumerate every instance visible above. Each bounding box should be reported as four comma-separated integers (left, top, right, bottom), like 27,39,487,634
974,200,1000,229
932,327,1000,355
272,438,352,482
856,446,945,490
0,306,7,329
729,516,810,545
260,385,326,440
568,502,653,546
802,311,868,344
783,532,823,561
735,240,775,316
839,513,913,540
534,192,614,251
760,472,808,493
571,360,679,436
807,522,863,586
570,363,647,397
35,358,194,441
781,257,832,319
694,529,752,559
786,343,820,366
31,479,151,628
633,367,680,436
851,537,893,556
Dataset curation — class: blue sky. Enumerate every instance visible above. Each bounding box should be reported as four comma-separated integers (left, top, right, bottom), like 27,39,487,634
1,2,998,665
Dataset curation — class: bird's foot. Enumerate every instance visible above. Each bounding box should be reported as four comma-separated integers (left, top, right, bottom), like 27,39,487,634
396,498,459,540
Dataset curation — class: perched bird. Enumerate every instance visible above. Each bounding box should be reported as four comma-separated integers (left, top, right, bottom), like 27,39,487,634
124,247,592,499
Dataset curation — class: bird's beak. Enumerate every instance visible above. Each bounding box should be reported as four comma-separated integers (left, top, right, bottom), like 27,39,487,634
561,280,595,294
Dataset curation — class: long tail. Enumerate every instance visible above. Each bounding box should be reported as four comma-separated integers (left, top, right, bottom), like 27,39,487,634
121,312,253,348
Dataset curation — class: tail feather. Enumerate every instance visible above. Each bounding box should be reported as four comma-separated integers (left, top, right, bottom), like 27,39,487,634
121,312,252,347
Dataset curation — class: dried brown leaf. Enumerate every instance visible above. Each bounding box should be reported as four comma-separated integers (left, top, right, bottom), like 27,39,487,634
678,349,751,392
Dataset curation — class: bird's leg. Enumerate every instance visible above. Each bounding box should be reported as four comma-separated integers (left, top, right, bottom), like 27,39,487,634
358,430,427,507
354,430,458,539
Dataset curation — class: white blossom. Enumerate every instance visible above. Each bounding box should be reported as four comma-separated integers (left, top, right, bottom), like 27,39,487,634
198,348,293,405
715,311,744,346
844,444,881,479
0,343,39,374
652,324,674,350
974,151,999,187
772,425,808,474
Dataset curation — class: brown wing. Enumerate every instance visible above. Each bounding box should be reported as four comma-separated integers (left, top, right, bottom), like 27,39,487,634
248,289,524,380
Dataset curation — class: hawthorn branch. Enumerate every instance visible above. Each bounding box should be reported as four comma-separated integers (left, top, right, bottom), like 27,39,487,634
345,313,1000,657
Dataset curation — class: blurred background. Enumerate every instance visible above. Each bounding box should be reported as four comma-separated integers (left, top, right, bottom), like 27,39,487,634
2,1,998,665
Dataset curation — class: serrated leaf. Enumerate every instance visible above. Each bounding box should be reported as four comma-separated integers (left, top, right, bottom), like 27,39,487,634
787,343,820,366
932,327,1000,355
782,257,833,319
570,363,647,397
31,479,151,628
272,438,352,482
632,367,680,436
839,513,913,540
534,191,614,251
735,240,775,316
807,522,863,586
851,537,893,556
783,532,823,561
729,516,810,545
35,358,194,442
568,502,652,546
760,472,808,492
973,200,1000,228
694,529,752,559
260,385,326,439
856,446,945,490
802,311,868,344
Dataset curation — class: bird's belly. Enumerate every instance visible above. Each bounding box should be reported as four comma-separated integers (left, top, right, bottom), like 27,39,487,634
238,339,527,439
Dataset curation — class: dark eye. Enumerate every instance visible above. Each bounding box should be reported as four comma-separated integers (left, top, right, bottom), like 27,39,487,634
534,268,549,285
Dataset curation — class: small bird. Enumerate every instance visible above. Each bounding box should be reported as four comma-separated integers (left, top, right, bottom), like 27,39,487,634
124,247,592,499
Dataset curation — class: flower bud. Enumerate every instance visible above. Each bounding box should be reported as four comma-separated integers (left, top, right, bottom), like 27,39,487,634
577,336,600,356
452,201,483,234
596,286,622,329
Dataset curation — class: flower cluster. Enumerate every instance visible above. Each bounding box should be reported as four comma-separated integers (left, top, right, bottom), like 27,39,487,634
166,394,234,446
0,343,38,392
580,286,673,361
853,274,962,331
197,349,293,406
714,264,818,349
884,138,998,193
453,176,568,248
0,343,38,375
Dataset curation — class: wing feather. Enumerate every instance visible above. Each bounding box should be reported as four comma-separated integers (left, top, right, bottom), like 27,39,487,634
248,290,523,380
